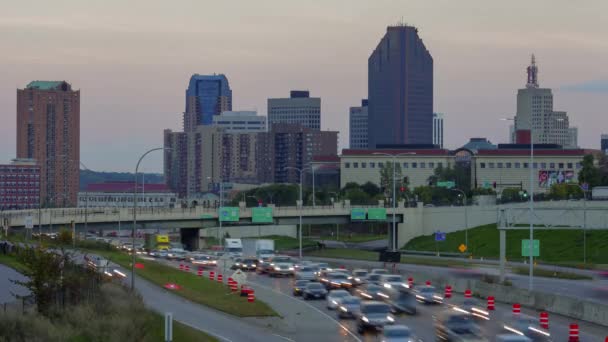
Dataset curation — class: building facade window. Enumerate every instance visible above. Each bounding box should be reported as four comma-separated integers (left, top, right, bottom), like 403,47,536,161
480,163,486,168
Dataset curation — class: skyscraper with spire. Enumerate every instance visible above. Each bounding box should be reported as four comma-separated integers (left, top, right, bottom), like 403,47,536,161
513,55,577,148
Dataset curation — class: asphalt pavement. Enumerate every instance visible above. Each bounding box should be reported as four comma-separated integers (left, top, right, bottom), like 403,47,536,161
0,264,29,304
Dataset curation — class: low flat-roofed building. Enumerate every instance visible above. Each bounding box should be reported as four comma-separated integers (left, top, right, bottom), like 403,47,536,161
78,182,177,208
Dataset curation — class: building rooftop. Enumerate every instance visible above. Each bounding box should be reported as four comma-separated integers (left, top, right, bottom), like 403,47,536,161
85,182,170,193
26,81,71,91
342,149,450,156
460,138,497,153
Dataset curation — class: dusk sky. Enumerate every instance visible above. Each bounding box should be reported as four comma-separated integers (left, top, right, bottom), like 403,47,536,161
1,0,607,173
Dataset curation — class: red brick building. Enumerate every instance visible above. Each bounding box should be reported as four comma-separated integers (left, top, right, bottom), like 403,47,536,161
0,159,41,210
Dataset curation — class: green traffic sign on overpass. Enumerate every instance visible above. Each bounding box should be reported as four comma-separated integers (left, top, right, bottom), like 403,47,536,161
252,207,273,223
367,208,387,220
219,207,240,222
350,208,366,221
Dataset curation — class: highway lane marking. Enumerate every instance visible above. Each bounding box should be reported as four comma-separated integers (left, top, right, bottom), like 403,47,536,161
248,280,362,342
272,334,296,342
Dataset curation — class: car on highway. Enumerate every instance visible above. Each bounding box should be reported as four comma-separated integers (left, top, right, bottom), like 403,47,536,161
320,272,352,290
230,258,243,270
381,325,421,342
349,269,369,286
379,274,408,290
357,284,389,301
148,249,162,258
269,262,295,277
314,262,331,275
293,280,310,296
502,314,551,341
434,310,487,342
370,268,389,275
238,257,259,271
294,260,314,270
453,298,490,321
302,282,328,300
295,266,317,281
336,296,362,319
495,335,532,342
326,289,351,310
259,255,294,273
166,248,187,260
413,285,443,304
190,254,217,267
365,273,384,285
356,301,395,334
384,289,417,315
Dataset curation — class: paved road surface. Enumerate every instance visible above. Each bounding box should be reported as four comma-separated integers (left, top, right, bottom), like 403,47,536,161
0,264,29,304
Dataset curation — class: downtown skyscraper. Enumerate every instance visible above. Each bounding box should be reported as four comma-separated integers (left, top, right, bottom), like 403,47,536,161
183,74,232,131
367,25,433,148
16,81,80,207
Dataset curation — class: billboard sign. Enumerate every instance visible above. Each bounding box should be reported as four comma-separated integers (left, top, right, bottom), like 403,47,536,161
350,208,366,221
367,208,387,220
538,170,574,188
252,207,273,223
219,207,240,222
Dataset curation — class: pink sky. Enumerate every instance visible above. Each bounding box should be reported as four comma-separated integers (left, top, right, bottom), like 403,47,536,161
1,0,607,172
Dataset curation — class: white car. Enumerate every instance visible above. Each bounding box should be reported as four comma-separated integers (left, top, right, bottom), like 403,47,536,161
295,266,317,281
379,274,408,290
326,289,351,310
370,268,389,275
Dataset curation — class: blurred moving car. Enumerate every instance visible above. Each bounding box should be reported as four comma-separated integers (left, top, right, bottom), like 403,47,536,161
357,284,389,301
379,274,408,290
293,280,310,296
495,335,532,342
320,272,352,290
502,314,551,341
259,255,294,273
302,282,328,300
166,248,187,260
381,325,421,342
413,285,443,304
385,289,417,315
238,257,259,271
370,268,389,275
269,262,295,277
230,258,243,270
349,269,369,286
337,296,362,319
326,289,351,310
356,301,394,334
365,273,384,285
435,310,487,342
190,254,217,267
295,266,317,281
453,298,490,321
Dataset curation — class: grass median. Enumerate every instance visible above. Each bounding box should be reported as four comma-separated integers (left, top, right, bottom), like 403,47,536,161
88,249,277,317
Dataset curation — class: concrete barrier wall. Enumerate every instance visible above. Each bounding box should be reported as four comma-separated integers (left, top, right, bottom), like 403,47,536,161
199,225,297,239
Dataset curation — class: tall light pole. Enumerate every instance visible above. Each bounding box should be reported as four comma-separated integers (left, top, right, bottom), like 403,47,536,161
502,116,534,291
208,176,224,245
132,147,169,290
79,161,91,243
566,183,588,264
451,188,468,249
285,166,304,259
372,152,416,251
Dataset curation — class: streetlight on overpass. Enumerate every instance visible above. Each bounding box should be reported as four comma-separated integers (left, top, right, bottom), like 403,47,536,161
132,147,170,291
284,166,305,259
372,152,416,251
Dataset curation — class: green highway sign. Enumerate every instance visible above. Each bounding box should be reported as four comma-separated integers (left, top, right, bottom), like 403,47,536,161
350,208,366,221
219,207,240,222
367,208,387,220
437,181,456,189
521,239,540,257
252,207,273,223
200,214,214,219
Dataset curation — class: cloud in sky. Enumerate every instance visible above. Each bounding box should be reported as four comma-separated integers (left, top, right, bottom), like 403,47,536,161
560,80,608,93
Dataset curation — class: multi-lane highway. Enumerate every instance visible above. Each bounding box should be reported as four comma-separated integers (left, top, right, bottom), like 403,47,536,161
151,256,607,341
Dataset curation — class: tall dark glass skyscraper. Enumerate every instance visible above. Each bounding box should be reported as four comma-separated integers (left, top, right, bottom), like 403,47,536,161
368,25,433,147
184,74,232,131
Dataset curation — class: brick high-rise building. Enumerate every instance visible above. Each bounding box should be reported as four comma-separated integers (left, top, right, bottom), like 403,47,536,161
0,159,41,210
16,81,80,207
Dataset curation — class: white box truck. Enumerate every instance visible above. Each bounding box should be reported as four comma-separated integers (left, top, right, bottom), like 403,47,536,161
224,238,243,257
241,239,275,259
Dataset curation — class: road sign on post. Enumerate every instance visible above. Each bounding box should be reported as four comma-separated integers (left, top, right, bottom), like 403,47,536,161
435,231,446,241
350,208,366,221
458,244,467,253
367,208,387,220
521,239,540,257
24,216,33,229
252,207,273,223
219,207,240,222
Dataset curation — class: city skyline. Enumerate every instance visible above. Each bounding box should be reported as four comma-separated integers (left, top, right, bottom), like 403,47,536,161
1,0,607,172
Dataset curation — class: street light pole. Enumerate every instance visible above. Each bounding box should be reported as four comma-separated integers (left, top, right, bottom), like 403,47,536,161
567,183,587,264
451,189,468,249
132,147,168,291
285,166,305,259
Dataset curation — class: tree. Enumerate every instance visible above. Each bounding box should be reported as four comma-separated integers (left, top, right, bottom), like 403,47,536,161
360,181,381,197
343,188,371,205
431,164,472,192
549,183,583,200
379,162,402,199
578,154,601,187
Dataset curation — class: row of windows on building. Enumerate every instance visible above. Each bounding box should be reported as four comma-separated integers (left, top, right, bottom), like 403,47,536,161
0,168,40,174
479,161,581,169
79,196,177,203
0,181,40,187
0,196,39,203
345,161,445,169
0,174,40,180
0,188,39,195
